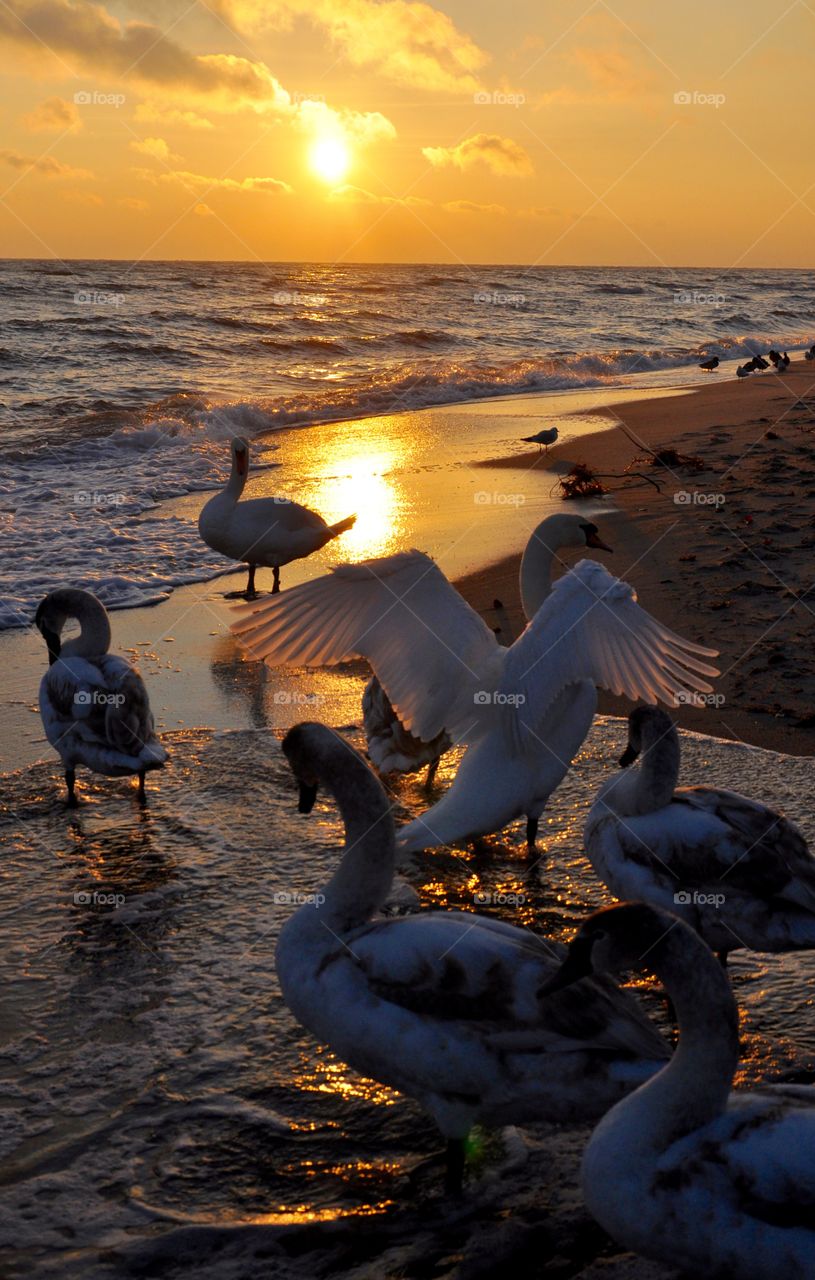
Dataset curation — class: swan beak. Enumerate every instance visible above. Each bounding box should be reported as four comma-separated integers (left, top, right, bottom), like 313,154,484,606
586,531,613,553
296,781,318,814
618,744,639,768
40,625,62,666
539,935,596,996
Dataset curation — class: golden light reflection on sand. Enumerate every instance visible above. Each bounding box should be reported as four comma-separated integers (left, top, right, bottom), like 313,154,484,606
311,445,405,560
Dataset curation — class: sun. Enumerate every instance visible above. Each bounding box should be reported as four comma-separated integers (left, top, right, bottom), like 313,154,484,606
309,136,351,184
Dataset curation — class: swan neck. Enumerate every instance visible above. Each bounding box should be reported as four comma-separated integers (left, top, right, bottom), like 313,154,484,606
635,725,680,812
226,455,248,499
519,531,556,619
605,927,738,1153
61,596,111,658
316,751,395,930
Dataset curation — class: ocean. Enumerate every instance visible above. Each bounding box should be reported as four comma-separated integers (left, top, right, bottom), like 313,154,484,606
1,259,813,628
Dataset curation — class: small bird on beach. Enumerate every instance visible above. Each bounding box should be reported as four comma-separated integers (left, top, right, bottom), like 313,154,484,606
736,364,751,378
768,349,781,367
584,706,815,965
198,437,356,599
521,425,559,453
276,722,669,1194
35,588,166,805
779,351,791,370
753,354,770,370
699,356,719,371
805,345,815,362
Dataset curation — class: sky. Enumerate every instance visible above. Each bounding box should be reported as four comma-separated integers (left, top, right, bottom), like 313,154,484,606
0,0,814,265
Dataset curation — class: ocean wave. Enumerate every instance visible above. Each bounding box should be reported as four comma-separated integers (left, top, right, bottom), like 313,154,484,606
594,283,646,295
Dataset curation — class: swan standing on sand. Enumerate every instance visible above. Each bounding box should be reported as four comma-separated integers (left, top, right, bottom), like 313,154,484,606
585,706,815,962
543,902,815,1279
233,515,718,852
35,588,166,805
277,723,669,1192
198,437,356,599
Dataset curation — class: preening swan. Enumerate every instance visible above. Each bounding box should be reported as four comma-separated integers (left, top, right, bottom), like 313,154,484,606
585,706,815,962
277,723,668,1193
543,903,815,1280
35,588,166,805
198,437,356,599
233,514,718,852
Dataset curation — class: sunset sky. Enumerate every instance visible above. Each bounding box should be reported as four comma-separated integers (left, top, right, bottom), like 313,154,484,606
1,0,813,265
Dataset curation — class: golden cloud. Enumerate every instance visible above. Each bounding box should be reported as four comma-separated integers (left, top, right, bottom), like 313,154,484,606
211,0,488,93
0,149,91,178
22,96,80,132
422,133,532,176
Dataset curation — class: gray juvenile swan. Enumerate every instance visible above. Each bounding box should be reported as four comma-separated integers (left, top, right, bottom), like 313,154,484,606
585,706,815,963
36,588,166,805
275,722,669,1194
544,902,815,1280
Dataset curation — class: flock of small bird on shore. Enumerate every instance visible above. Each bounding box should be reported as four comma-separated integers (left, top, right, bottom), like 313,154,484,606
699,347,797,377
30,413,815,1278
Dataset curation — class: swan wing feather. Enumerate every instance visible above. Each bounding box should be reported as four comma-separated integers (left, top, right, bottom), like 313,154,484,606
232,551,500,742
500,561,719,752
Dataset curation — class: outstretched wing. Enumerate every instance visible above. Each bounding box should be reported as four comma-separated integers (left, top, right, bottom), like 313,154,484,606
500,561,719,752
232,550,500,743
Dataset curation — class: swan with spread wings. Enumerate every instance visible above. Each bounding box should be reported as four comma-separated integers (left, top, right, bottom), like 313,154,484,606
232,519,718,852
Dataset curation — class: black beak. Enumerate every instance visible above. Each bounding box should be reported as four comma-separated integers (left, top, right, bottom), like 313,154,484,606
538,934,596,997
619,744,639,767
297,781,318,814
586,531,613,553
41,626,61,666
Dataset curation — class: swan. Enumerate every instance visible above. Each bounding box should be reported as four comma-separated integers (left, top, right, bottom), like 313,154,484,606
585,706,815,963
237,514,607,801
198,437,356,599
277,722,669,1192
543,902,815,1279
232,514,718,852
35,588,167,805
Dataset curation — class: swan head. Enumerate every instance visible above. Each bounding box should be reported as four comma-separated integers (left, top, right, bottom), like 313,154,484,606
230,436,249,480
528,513,613,555
540,901,686,992
282,722,323,813
619,705,675,767
35,588,107,665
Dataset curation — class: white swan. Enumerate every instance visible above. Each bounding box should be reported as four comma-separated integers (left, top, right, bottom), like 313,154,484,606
35,588,166,805
199,437,356,598
239,514,603,799
232,514,718,851
585,706,815,962
543,902,815,1279
277,722,669,1192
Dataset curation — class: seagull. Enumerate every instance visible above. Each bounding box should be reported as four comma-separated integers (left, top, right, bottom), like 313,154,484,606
521,426,559,453
699,357,719,372
736,365,751,379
